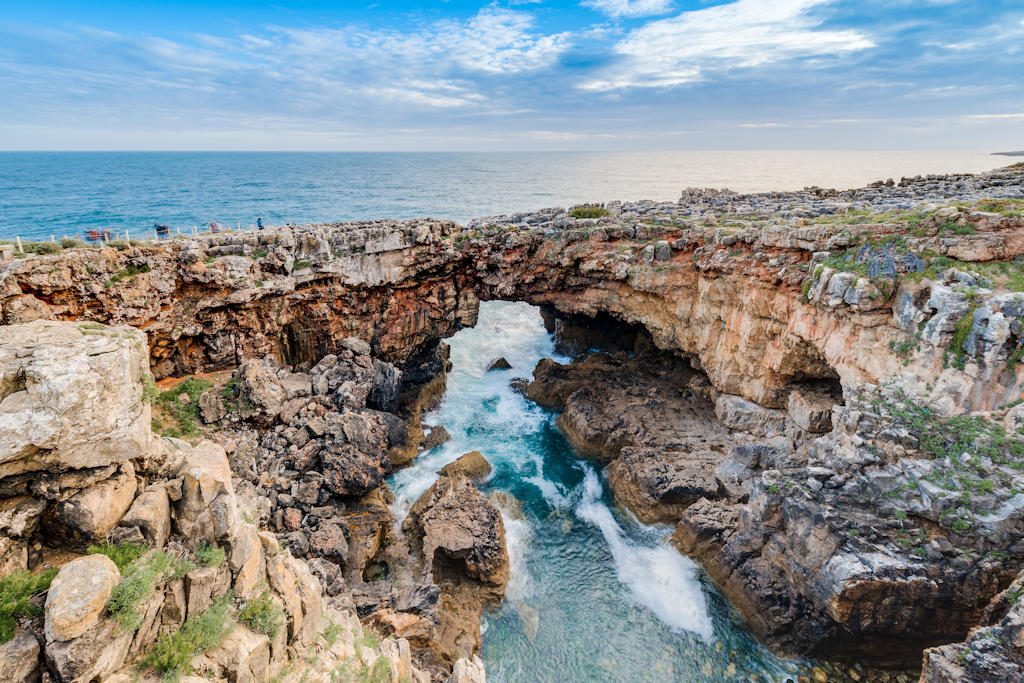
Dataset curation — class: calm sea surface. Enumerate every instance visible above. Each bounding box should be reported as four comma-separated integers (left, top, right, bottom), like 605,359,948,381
0,150,1003,241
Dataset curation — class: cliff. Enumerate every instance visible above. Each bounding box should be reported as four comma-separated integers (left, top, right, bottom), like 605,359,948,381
2,164,1024,676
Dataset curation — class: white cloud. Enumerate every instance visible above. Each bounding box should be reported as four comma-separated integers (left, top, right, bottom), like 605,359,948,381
581,0,874,90
966,113,1024,120
582,0,674,19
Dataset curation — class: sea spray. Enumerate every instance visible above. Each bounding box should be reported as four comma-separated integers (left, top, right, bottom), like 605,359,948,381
575,468,715,642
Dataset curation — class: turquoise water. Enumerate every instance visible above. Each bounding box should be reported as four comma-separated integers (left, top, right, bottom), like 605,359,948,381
388,301,805,682
0,150,1001,241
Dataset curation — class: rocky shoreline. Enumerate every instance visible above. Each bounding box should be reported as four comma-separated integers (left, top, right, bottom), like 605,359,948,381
2,165,1024,681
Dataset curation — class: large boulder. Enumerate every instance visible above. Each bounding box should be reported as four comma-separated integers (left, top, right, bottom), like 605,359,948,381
44,554,120,642
172,439,239,542
113,481,171,548
48,462,137,546
0,320,151,480
438,452,491,481
320,411,390,496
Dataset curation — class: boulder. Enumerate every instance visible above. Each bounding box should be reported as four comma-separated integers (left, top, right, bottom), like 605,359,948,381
714,394,788,436
184,564,231,619
320,412,390,497
447,655,487,683
340,337,371,356
787,389,835,433
44,554,120,642
238,358,285,421
229,524,266,600
486,357,512,371
115,482,171,548
172,440,238,542
49,462,137,545
0,496,45,574
404,475,508,591
309,522,349,563
0,629,41,683
198,388,226,424
438,452,491,481
421,425,451,451
0,320,151,480
195,625,270,683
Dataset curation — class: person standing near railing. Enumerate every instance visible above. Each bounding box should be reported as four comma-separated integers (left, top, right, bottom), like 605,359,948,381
257,216,264,230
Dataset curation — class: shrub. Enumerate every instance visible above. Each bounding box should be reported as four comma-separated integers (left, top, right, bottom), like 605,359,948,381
18,241,62,255
106,263,152,286
140,594,234,681
195,543,225,568
155,376,213,436
251,249,268,259
0,569,58,643
60,237,89,249
570,206,609,219
293,259,312,270
88,542,147,571
108,550,195,633
238,591,283,638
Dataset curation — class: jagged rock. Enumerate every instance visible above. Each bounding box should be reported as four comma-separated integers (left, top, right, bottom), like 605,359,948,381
0,629,41,683
238,358,286,421
47,462,137,546
447,655,487,683
341,337,371,356
115,482,171,548
193,624,271,682
421,425,451,451
369,359,402,412
320,411,390,496
172,439,238,542
309,522,350,564
714,394,788,436
0,496,45,574
229,523,266,600
404,474,508,662
438,452,491,481
787,389,835,433
184,563,231,619
607,446,725,524
486,357,512,371
0,320,151,480
198,388,227,424
44,554,120,642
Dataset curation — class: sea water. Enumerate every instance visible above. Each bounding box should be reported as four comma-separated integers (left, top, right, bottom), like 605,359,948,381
388,301,805,682
0,150,1002,241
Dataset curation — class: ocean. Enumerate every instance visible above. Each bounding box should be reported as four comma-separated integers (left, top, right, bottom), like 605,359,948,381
0,150,1004,242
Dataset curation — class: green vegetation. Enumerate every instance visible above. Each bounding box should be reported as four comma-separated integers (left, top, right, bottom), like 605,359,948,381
195,543,225,568
0,569,58,643
293,259,312,270
570,206,609,219
60,237,89,249
88,541,148,571
105,263,152,287
153,376,213,437
238,591,284,638
767,484,780,494
251,249,269,259
108,550,196,633
139,594,234,682
142,373,160,402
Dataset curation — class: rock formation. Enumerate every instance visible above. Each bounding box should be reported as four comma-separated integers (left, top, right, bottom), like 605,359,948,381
1,165,1023,678
0,320,485,683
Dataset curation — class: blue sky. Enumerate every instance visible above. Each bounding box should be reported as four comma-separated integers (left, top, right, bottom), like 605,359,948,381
1,1,1021,150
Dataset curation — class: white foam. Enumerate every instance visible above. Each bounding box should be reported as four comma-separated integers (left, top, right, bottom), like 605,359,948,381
576,469,716,642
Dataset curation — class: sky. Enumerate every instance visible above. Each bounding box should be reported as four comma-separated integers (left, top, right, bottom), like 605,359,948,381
0,0,1021,151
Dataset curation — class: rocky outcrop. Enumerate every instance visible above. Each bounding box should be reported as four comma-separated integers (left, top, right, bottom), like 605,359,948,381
0,320,488,683
1,166,1023,676
403,473,509,663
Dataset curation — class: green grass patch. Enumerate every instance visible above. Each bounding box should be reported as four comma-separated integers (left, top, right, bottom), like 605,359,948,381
139,594,234,682
570,206,609,219
88,541,148,572
238,591,284,639
105,263,152,287
251,249,269,259
195,543,225,568
0,569,58,643
293,259,312,270
154,376,213,437
109,550,196,633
